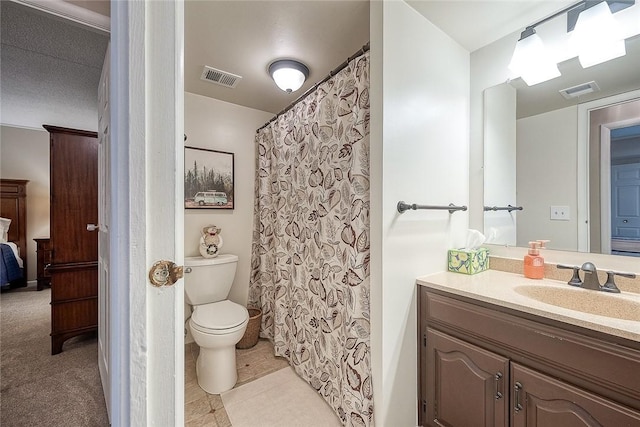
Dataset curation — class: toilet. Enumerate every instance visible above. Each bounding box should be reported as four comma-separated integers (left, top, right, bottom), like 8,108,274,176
184,254,249,394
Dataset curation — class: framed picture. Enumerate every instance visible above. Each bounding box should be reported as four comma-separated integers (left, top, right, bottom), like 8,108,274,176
184,146,234,209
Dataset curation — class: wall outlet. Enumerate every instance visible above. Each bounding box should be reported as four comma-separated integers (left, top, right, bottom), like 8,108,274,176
550,206,570,221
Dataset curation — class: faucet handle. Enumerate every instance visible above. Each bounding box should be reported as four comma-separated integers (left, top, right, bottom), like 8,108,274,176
557,264,582,287
602,271,637,293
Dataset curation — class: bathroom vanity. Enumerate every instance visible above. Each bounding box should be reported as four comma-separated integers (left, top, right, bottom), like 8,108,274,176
416,270,640,427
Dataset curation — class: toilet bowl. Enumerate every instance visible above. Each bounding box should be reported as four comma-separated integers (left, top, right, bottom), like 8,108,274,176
185,255,249,394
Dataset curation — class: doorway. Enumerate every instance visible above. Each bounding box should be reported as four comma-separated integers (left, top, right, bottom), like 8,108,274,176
603,124,640,256
585,97,640,254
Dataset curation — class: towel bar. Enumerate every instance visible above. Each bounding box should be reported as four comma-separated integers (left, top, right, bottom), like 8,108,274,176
397,201,467,214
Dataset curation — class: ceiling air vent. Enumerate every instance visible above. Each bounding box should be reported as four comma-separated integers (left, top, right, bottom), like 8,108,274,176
559,81,600,100
200,66,242,88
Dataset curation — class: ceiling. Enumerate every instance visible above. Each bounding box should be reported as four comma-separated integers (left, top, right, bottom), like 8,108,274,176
406,0,575,52
1,1,109,130
5,0,638,123
184,1,369,114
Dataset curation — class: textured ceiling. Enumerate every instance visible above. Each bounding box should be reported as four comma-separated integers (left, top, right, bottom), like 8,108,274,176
0,1,109,130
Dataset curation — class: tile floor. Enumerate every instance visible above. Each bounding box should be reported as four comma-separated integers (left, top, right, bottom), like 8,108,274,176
185,338,290,426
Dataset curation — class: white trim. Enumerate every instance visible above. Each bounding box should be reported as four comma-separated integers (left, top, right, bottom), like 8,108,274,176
109,1,132,424
600,126,612,254
0,123,48,132
110,1,185,424
144,1,185,424
576,89,640,253
13,0,110,33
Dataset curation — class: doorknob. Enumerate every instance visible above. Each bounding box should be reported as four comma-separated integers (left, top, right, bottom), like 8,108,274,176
86,224,99,231
149,260,184,287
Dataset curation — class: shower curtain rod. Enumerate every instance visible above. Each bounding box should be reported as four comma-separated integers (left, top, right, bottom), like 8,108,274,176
256,42,371,132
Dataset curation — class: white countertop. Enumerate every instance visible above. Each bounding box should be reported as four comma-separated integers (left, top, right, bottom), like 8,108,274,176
416,269,640,343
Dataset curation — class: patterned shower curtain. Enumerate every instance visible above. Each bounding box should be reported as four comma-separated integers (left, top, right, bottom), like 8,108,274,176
249,51,372,426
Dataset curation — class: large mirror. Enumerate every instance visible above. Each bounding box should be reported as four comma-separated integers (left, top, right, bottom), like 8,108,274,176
481,4,640,258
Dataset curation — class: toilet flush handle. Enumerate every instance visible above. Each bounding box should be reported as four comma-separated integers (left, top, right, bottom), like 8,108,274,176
148,260,184,287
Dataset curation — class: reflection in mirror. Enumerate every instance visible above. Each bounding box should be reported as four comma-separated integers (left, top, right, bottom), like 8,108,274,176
482,6,640,257
484,85,640,257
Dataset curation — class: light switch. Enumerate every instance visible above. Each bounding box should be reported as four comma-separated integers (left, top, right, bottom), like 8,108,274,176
550,206,570,221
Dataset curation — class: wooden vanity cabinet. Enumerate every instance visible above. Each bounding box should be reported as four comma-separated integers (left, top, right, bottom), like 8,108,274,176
425,328,509,427
418,287,640,427
511,363,640,427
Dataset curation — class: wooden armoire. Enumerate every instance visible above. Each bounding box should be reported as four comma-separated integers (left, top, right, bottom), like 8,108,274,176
44,125,99,355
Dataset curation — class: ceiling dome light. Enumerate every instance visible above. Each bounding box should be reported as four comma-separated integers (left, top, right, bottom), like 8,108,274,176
570,1,626,68
508,28,561,86
268,59,309,93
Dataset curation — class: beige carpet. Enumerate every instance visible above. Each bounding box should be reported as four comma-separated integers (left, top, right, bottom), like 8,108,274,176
221,367,342,427
0,286,109,426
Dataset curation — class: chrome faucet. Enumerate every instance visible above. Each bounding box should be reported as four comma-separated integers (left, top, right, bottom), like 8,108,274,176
557,263,636,293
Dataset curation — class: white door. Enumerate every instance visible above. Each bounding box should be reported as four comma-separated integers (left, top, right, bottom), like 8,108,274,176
97,42,111,421
611,163,640,239
109,1,185,425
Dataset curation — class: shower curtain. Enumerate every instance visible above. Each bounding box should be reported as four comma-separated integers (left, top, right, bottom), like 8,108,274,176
249,51,372,426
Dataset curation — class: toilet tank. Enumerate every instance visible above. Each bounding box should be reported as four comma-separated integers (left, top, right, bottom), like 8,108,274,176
184,254,238,306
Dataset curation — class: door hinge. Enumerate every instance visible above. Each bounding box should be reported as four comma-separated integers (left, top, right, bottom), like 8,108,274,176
422,399,427,413
423,333,427,347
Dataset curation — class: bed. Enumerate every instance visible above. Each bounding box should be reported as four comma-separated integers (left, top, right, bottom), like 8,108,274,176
1,179,28,289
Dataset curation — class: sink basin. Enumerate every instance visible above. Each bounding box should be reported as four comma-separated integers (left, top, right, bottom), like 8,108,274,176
514,285,640,322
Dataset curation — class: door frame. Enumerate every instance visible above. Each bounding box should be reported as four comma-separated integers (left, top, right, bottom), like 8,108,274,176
599,118,640,254
110,1,185,424
576,89,640,252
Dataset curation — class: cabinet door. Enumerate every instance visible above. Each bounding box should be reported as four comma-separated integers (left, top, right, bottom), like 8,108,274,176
426,328,509,427
511,363,640,427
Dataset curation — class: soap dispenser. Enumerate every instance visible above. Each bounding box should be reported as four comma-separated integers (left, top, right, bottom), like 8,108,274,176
524,241,545,279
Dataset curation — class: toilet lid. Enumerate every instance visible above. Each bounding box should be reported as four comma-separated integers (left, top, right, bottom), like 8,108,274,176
192,300,249,330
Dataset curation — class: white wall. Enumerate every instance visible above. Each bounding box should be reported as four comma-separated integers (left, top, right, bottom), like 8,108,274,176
0,125,51,282
183,92,272,341
516,106,578,250
371,2,470,425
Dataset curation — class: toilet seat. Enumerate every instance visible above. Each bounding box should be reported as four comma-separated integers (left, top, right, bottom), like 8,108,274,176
191,300,249,335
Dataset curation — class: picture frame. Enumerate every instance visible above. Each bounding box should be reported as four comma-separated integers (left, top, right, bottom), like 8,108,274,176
184,146,234,209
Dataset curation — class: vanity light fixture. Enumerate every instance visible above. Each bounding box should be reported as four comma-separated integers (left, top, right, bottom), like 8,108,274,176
509,28,561,86
570,1,626,67
509,0,633,86
268,59,309,93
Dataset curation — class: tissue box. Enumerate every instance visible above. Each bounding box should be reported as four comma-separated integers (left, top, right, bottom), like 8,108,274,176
448,247,489,275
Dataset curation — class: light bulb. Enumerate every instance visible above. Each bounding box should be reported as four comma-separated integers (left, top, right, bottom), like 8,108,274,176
509,31,560,86
570,1,626,68
272,68,306,93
